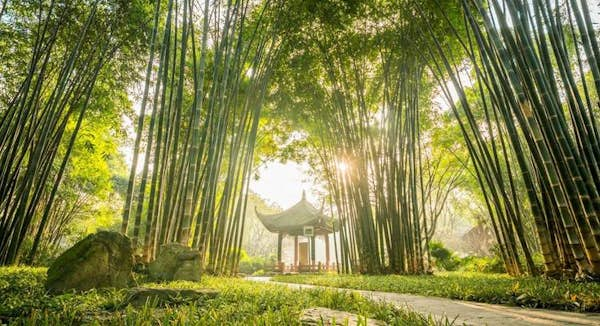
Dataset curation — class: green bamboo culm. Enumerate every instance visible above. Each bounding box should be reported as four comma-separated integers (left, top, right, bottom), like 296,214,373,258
0,0,137,265
423,0,600,278
268,1,467,274
318,57,434,274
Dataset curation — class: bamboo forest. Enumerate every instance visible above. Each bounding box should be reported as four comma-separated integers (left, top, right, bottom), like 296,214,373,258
2,0,600,324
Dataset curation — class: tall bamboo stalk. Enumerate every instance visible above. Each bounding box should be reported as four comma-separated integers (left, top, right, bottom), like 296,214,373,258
422,0,600,277
124,0,278,276
0,0,140,265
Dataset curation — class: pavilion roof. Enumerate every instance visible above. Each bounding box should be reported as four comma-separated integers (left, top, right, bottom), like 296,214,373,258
255,192,334,235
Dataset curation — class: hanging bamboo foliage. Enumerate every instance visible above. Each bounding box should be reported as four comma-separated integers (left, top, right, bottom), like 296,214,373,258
263,0,471,275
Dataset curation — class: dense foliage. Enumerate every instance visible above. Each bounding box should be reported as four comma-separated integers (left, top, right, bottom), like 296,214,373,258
0,0,150,265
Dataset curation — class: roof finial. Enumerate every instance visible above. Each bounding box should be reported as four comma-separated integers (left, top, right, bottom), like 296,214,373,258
302,190,306,200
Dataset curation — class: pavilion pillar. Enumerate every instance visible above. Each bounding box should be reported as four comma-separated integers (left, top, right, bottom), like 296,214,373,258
277,233,283,265
324,234,330,267
310,236,316,265
294,235,299,267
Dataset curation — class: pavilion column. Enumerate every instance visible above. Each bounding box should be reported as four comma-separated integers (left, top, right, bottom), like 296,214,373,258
324,234,330,267
310,236,316,265
294,235,298,267
277,233,283,265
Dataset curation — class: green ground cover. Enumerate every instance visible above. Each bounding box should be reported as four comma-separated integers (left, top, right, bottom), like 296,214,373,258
0,267,444,325
272,272,600,312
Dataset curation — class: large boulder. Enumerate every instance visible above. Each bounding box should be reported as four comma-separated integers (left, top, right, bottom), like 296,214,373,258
148,243,201,282
46,231,135,293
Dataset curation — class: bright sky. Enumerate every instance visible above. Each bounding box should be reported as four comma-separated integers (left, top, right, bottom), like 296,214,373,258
249,161,322,209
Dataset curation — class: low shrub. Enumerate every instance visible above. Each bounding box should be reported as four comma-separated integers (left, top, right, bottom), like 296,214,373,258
237,250,276,274
429,242,508,274
460,256,506,273
252,269,266,276
429,241,461,271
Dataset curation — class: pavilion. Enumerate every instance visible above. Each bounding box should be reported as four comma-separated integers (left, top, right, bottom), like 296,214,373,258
255,192,336,272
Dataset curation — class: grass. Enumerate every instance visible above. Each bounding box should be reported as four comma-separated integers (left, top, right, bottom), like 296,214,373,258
0,267,447,325
272,272,600,312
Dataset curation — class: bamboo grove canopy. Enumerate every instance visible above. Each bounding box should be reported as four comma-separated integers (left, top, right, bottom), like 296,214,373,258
1,0,600,281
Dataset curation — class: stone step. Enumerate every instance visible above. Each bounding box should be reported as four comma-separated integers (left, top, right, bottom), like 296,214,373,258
125,287,219,307
300,307,384,326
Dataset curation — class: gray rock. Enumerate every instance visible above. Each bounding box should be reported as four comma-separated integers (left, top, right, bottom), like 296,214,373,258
125,287,219,307
45,231,135,294
148,243,201,281
300,307,384,326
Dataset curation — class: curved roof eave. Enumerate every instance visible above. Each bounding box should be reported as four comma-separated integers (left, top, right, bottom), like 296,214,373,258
255,195,333,233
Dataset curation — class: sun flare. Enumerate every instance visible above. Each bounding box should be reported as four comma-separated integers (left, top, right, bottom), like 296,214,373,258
337,161,349,173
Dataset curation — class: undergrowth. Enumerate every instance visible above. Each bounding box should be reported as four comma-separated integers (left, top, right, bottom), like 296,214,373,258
0,267,446,325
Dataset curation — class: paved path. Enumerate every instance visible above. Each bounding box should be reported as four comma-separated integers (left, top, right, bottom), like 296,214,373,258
247,277,600,325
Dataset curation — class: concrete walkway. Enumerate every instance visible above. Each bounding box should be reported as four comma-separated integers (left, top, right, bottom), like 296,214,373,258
247,277,600,326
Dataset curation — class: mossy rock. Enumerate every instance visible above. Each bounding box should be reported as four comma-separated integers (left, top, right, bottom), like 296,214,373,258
148,243,201,282
45,231,135,294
